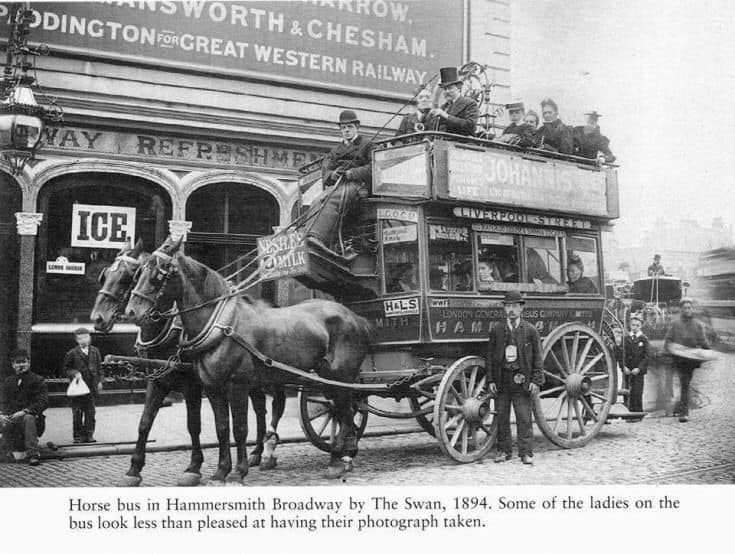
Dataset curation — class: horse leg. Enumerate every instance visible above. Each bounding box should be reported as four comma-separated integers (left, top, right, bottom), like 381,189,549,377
228,381,250,482
206,386,232,484
261,386,286,470
248,387,267,467
177,376,203,487
324,390,356,480
121,379,168,487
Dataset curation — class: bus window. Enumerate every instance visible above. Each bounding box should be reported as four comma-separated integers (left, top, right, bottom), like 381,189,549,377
567,236,600,294
429,224,473,292
476,233,520,291
382,220,419,294
525,236,562,285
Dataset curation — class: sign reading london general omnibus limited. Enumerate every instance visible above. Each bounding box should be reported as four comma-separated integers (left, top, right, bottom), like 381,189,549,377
71,204,136,249
442,145,613,218
0,1,464,96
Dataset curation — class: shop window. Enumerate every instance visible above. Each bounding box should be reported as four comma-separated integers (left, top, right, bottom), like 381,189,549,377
429,224,472,292
35,174,171,323
524,236,562,285
382,219,419,294
567,236,600,294
476,233,520,291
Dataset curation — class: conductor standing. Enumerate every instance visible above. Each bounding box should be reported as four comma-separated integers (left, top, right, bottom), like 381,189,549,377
487,291,544,464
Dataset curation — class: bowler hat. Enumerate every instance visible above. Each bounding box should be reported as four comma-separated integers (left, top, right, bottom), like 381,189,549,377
680,297,694,306
338,110,360,126
438,67,462,88
654,254,661,260
506,101,525,112
630,313,643,323
584,110,602,119
73,327,91,336
502,290,525,305
9,348,29,361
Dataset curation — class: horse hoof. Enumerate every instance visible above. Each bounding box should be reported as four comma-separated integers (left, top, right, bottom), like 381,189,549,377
206,479,226,487
324,460,349,480
176,472,201,487
260,456,277,470
248,454,262,467
119,475,142,487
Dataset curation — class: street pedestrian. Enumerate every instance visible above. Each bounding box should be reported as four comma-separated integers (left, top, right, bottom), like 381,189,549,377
664,298,710,422
0,349,48,466
62,327,103,443
623,314,649,420
487,291,544,465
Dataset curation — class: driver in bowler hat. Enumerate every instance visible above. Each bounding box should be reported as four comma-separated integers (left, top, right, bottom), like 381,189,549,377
487,291,544,464
302,109,373,258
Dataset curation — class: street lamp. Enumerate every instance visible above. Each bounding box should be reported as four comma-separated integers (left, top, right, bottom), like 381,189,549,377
0,2,62,174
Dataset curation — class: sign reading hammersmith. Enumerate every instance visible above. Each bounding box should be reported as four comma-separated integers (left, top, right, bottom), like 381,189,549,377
445,146,610,217
71,204,136,249
0,1,464,96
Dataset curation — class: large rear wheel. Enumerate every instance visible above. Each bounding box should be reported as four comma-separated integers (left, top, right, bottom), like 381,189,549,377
533,323,616,448
433,356,496,463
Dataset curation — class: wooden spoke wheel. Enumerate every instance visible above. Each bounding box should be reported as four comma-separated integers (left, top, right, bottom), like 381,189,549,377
433,356,497,463
533,323,616,448
408,373,443,437
297,391,368,453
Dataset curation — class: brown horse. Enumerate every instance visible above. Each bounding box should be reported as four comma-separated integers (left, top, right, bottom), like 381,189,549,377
90,240,204,487
124,237,371,482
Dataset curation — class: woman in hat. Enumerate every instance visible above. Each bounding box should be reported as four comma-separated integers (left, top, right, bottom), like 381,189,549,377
567,254,598,293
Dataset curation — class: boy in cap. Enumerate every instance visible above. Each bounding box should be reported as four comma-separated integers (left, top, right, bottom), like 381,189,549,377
573,110,616,163
304,109,373,258
62,328,103,443
487,291,544,464
427,67,478,136
623,314,649,420
0,349,48,465
664,298,710,422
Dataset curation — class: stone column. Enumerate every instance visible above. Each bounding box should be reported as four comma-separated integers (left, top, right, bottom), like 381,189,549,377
168,219,192,242
14,212,43,354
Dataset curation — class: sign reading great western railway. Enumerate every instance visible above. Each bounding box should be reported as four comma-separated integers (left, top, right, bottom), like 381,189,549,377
439,143,615,218
0,1,464,96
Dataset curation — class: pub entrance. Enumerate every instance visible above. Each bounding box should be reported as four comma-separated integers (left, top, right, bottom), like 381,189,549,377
186,182,279,303
0,174,21,380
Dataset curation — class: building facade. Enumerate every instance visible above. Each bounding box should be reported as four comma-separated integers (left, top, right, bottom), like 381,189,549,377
0,0,512,378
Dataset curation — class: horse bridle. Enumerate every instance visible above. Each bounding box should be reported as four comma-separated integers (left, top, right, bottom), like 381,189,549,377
130,249,177,316
95,254,141,313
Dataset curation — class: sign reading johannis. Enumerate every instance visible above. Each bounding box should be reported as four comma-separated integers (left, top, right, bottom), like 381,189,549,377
71,204,136,249
442,145,612,217
0,1,464,96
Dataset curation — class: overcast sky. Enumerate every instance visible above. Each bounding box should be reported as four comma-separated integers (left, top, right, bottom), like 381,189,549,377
511,0,735,245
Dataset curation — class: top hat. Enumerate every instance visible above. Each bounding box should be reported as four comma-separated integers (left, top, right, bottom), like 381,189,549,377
502,290,525,305
584,110,602,119
506,101,525,112
338,110,360,126
438,67,462,88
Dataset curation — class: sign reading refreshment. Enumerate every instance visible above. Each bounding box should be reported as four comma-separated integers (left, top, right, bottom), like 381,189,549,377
258,230,308,281
71,204,136,249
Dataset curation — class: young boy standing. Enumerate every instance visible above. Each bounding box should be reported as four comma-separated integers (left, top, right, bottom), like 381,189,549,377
624,314,649,420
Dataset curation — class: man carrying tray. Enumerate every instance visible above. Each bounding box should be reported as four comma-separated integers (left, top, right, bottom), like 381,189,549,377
664,298,712,422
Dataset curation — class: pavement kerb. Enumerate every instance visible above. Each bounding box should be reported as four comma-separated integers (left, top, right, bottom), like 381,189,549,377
41,426,425,460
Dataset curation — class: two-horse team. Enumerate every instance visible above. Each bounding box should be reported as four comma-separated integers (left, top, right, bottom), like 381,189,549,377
91,237,372,486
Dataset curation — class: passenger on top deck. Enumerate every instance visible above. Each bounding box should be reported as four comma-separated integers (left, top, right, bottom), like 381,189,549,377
395,85,435,136
573,111,616,163
566,254,598,293
497,102,536,147
426,67,479,136
647,254,666,277
536,98,574,155
523,109,540,131
303,109,373,259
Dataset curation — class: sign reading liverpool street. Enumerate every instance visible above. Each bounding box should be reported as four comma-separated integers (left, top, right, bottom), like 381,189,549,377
258,230,308,281
71,204,136,249
0,1,464,96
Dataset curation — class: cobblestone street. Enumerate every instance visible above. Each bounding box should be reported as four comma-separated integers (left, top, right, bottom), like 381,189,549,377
2,353,734,487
